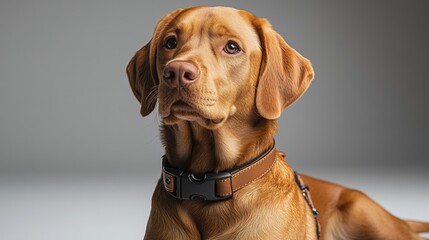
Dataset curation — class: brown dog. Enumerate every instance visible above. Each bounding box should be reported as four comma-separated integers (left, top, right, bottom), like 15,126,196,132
127,6,429,240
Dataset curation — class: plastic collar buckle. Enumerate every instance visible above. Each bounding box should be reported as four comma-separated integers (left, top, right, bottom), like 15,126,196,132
171,170,232,201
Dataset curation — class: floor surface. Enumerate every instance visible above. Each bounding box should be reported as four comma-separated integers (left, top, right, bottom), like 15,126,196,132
1,168,428,240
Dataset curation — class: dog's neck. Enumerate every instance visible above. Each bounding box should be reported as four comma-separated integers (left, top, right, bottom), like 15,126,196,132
161,116,277,174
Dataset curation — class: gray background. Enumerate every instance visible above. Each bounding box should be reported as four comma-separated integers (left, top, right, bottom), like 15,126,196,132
1,0,428,239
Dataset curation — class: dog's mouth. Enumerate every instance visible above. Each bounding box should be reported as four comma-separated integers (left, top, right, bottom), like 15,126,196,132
163,100,224,127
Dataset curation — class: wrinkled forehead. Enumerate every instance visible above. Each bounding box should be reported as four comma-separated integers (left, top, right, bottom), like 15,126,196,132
165,7,260,47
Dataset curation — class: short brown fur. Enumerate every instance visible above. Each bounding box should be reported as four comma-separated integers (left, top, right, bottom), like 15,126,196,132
127,6,429,240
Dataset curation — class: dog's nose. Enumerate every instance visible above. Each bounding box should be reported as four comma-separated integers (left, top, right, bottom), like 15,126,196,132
163,61,199,87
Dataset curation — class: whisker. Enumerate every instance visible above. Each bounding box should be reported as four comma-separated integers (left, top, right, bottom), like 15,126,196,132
144,85,159,113
145,86,158,103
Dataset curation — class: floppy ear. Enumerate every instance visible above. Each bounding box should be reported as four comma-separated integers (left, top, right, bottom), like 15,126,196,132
126,9,183,117
254,19,314,119
127,42,156,117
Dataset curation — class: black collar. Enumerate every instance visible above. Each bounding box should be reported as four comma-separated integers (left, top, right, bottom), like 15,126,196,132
161,144,277,201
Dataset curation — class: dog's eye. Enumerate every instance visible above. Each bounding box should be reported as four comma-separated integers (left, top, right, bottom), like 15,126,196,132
224,41,241,54
165,37,177,49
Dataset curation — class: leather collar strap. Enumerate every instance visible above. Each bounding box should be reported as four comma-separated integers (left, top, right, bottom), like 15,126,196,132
162,144,277,201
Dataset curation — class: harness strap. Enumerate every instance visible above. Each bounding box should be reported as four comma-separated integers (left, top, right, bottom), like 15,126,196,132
294,171,321,239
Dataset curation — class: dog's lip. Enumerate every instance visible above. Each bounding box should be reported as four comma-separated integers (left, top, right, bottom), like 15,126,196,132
165,100,224,124
168,100,198,118
171,100,194,111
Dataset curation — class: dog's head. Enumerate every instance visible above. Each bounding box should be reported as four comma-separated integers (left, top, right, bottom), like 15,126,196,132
127,6,314,129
